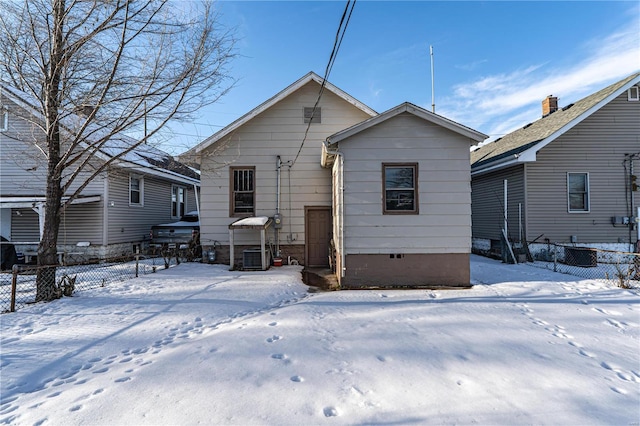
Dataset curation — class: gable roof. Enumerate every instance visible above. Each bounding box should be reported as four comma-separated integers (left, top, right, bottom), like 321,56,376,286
326,102,488,145
1,83,199,185
470,72,640,174
189,71,378,154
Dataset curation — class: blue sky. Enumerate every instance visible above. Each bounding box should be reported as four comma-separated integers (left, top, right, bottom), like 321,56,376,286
164,1,640,154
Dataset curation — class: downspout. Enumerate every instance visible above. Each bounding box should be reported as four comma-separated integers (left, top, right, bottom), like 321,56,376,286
324,141,345,279
103,173,109,251
193,182,200,218
276,156,281,256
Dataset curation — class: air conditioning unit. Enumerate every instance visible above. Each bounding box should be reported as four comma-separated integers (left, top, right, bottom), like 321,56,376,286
243,248,269,270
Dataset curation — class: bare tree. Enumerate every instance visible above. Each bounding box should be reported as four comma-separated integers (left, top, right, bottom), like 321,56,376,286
0,0,236,301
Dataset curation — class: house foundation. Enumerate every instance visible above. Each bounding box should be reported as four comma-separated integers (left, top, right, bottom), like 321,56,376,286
338,253,470,288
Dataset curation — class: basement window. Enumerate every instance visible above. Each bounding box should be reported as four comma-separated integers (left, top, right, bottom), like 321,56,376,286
303,107,321,124
567,172,589,213
628,86,639,101
383,163,419,214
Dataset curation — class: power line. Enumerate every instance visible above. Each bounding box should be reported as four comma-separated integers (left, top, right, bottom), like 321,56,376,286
290,0,356,167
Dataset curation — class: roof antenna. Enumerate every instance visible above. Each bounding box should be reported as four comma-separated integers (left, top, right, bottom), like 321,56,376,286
430,45,435,113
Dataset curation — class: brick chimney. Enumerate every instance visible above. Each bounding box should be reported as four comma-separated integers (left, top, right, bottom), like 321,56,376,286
542,95,558,117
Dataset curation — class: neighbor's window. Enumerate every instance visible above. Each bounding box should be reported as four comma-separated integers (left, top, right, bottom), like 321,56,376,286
129,174,143,206
567,172,589,213
628,86,639,101
0,106,7,132
303,106,321,124
172,185,186,218
383,163,418,214
230,166,255,216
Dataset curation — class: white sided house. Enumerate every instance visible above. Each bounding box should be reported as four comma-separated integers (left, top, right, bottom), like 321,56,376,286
189,72,376,268
322,103,488,288
0,84,200,262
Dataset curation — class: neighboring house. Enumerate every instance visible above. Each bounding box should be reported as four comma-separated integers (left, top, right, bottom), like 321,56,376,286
470,72,640,258
322,102,487,288
0,84,200,262
189,72,487,287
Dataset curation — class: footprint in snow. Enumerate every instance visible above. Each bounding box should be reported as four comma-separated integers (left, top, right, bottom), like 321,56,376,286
323,407,338,417
290,376,304,382
610,386,627,395
266,335,282,343
271,353,287,360
268,322,278,327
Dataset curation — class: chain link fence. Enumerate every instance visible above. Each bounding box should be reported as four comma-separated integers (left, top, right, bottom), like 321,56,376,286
0,254,184,314
526,243,640,289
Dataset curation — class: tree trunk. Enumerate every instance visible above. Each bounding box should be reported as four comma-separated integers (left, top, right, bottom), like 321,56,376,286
35,173,63,301
35,0,65,302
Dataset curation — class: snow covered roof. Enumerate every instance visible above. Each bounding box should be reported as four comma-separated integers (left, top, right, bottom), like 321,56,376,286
1,83,199,185
229,216,272,229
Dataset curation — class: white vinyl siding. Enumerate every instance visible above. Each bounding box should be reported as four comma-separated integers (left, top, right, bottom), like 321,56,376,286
338,112,472,254
567,173,589,213
198,81,372,247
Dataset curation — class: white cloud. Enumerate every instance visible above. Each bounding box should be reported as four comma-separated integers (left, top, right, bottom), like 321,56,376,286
441,15,640,139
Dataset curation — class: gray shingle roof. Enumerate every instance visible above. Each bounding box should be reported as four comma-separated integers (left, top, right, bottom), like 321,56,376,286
471,72,640,169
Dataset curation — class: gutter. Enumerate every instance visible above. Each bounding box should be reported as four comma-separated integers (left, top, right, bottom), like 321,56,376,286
471,153,522,176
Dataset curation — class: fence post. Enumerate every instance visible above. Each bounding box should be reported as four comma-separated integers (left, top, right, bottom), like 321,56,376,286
553,245,558,272
135,255,139,278
10,264,18,313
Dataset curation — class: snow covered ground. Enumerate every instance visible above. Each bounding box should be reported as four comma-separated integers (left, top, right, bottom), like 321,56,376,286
1,255,638,425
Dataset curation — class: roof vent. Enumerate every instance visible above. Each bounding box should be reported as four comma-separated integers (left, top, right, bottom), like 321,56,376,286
562,103,574,111
542,95,558,117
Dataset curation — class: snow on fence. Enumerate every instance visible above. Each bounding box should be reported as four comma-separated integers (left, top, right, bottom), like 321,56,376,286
0,255,181,314
527,243,640,289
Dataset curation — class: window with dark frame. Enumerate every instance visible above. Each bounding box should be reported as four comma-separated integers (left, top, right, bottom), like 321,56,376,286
567,172,589,212
303,107,321,123
129,174,143,206
172,186,186,218
383,163,418,214
230,167,255,216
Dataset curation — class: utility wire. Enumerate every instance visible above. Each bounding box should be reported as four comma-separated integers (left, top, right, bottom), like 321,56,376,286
291,0,356,167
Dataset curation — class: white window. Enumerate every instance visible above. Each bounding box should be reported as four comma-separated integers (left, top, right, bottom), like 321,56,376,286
172,185,186,218
0,106,7,132
628,86,639,101
567,173,589,213
129,174,144,206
